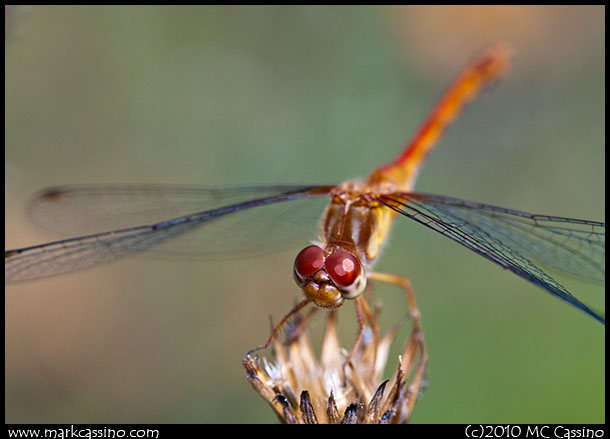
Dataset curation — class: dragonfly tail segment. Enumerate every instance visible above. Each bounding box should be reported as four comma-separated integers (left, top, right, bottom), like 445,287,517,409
368,44,512,191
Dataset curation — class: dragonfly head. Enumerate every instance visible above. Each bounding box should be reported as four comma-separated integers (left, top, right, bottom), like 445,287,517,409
293,245,367,309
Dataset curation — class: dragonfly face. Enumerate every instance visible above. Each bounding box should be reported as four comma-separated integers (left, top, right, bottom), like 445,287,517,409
293,245,366,308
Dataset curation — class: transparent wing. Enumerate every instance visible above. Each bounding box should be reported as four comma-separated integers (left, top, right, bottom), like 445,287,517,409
6,185,333,282
26,184,329,236
379,192,605,323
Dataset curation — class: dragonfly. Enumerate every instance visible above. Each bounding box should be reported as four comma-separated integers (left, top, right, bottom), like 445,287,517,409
5,46,605,343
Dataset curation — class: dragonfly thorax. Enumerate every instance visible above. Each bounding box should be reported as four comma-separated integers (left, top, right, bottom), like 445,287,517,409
323,182,398,265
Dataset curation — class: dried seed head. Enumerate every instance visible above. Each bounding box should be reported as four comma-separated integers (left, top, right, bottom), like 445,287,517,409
243,308,427,424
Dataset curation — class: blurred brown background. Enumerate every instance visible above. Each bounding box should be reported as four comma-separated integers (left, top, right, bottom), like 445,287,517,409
5,6,604,423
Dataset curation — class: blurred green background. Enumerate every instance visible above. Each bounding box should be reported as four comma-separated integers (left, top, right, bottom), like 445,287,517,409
5,6,604,424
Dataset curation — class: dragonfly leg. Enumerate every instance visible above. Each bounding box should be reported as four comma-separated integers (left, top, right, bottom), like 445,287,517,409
368,271,428,412
342,294,380,385
359,293,380,354
368,271,424,332
286,305,319,344
246,298,311,357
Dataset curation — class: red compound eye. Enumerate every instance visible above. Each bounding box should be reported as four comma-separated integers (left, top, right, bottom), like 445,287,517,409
294,245,326,280
325,252,361,287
